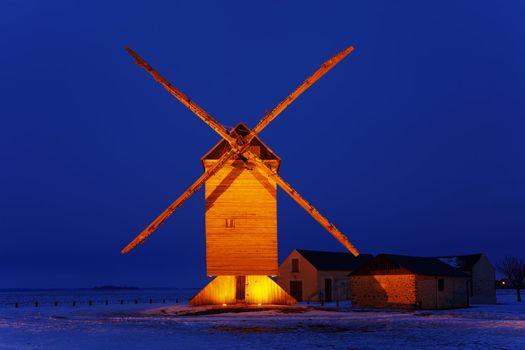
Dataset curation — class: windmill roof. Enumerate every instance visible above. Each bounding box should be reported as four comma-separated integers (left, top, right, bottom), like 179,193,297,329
201,122,281,168
433,254,483,272
296,249,373,271
351,254,468,277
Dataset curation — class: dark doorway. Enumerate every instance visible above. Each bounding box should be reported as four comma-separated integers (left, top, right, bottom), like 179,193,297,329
437,278,445,291
236,276,246,301
466,280,470,305
290,280,303,301
324,278,332,302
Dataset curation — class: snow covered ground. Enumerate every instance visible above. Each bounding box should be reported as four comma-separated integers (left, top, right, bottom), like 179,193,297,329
0,289,523,349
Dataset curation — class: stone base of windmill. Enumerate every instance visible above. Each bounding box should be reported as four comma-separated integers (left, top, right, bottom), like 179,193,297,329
189,276,296,306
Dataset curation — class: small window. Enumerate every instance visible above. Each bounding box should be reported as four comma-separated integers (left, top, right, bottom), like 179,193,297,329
225,218,235,228
438,278,445,291
291,258,299,272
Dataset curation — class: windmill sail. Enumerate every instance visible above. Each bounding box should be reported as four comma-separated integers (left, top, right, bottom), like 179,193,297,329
122,45,359,259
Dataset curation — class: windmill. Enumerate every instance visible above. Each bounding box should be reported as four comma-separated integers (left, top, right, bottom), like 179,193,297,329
122,46,359,306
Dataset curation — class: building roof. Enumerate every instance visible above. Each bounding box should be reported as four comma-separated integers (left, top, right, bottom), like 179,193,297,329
433,254,483,272
296,249,373,271
351,254,468,277
201,122,281,169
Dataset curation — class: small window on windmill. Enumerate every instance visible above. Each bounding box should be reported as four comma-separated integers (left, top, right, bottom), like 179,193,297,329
225,218,235,228
291,258,299,272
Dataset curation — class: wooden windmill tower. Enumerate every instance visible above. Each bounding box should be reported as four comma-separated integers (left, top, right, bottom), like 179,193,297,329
121,46,359,306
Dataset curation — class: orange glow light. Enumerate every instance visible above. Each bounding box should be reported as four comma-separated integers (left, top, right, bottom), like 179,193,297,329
190,275,295,306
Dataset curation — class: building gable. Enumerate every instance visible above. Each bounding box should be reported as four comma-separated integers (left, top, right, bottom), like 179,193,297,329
284,249,318,273
201,122,281,169
435,254,484,273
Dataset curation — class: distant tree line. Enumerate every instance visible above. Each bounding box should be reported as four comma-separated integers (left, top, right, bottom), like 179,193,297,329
498,256,525,302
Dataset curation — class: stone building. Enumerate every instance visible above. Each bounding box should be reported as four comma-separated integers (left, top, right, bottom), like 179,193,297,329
350,254,469,309
435,254,496,304
277,249,372,302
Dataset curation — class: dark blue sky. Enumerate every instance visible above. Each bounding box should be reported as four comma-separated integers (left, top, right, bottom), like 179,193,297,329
1,1,524,288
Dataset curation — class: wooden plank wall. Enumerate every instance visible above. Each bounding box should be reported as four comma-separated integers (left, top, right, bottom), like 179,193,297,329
190,276,296,306
204,159,279,276
245,276,296,305
190,276,237,306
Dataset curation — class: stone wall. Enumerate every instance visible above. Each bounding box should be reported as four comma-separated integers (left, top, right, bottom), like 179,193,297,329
351,274,469,309
351,274,417,308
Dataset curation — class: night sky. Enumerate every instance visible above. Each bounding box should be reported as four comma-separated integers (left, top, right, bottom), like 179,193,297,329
1,1,524,288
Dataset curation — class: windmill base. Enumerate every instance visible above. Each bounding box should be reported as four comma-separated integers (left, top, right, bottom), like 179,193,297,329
189,275,296,306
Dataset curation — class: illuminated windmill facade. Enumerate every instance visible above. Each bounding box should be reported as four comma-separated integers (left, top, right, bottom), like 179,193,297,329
121,46,359,306
202,123,280,277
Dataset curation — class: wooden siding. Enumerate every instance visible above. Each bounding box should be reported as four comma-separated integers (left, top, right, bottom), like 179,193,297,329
190,276,296,306
190,276,237,306
245,276,296,304
205,159,279,276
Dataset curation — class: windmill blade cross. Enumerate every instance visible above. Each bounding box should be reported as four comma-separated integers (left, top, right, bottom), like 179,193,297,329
121,147,236,254
122,46,358,256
